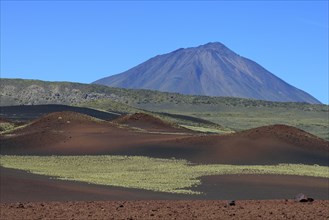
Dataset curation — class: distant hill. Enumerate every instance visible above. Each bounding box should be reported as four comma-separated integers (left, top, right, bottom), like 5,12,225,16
1,78,324,111
1,78,327,140
94,42,320,104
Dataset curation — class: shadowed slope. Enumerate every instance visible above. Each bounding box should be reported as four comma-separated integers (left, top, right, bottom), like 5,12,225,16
0,104,120,122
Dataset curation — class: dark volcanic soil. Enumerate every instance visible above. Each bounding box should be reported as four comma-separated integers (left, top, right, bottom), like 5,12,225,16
1,167,328,202
0,104,121,122
1,200,329,220
0,167,192,203
1,112,328,165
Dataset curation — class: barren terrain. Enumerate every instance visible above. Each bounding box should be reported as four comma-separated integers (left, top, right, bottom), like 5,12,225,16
1,107,328,219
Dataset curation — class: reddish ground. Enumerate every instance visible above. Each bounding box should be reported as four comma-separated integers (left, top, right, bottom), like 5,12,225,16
0,111,193,155
113,112,190,133
1,200,329,220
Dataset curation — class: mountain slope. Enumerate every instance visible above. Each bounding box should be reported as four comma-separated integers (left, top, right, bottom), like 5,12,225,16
94,42,320,104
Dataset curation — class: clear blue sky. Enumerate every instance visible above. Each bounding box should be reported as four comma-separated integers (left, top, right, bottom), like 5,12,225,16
1,1,328,103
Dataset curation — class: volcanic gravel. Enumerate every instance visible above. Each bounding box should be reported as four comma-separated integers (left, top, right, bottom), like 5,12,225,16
1,200,328,220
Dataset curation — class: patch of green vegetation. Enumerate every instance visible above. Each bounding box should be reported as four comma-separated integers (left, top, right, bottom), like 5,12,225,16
0,122,15,132
179,125,233,134
0,124,27,135
1,155,328,194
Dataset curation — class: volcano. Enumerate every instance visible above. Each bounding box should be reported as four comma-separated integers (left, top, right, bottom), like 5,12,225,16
93,42,320,104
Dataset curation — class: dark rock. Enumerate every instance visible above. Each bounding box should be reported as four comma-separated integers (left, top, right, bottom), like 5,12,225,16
116,204,124,210
307,198,314,202
16,202,25,209
228,200,236,206
295,193,314,202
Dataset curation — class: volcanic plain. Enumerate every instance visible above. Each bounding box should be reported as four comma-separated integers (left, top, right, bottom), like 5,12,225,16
0,105,328,219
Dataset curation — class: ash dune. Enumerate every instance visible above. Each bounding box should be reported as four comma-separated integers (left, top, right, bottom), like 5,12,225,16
0,111,193,155
238,124,328,151
157,124,329,165
1,111,327,166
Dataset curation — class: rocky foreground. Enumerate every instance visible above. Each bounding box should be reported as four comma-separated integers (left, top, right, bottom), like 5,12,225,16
1,200,328,220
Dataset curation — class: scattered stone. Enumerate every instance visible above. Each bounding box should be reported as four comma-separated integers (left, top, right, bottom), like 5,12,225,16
116,204,124,210
295,193,314,203
295,193,308,202
16,202,25,209
228,200,236,206
307,198,314,202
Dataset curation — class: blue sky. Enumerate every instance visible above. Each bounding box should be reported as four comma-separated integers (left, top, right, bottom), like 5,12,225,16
1,1,328,103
